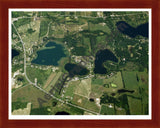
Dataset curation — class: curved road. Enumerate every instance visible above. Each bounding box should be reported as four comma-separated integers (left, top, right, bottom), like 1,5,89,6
12,22,99,115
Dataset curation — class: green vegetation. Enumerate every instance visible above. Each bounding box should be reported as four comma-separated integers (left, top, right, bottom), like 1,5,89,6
103,72,124,88
12,85,52,108
27,28,35,34
39,20,50,37
71,46,90,56
89,23,111,34
14,18,31,28
31,107,51,115
51,103,84,115
72,94,100,113
45,72,62,92
12,12,31,18
100,104,115,115
26,66,52,86
127,96,142,115
12,101,28,112
92,78,103,85
12,64,24,73
11,11,149,116
122,71,139,89
75,78,91,97
64,81,78,98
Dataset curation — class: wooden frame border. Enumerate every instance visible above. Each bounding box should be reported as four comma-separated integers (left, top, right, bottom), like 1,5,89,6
0,0,160,128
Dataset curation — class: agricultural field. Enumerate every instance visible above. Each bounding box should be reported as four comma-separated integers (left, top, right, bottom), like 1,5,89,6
26,66,52,86
12,85,52,109
100,104,115,115
74,78,91,97
44,71,62,92
72,94,100,113
11,10,149,117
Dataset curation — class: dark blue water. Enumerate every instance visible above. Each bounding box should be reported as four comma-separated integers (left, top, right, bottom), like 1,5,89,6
45,41,57,47
116,21,148,38
55,111,70,115
12,49,20,59
32,42,66,66
65,63,89,77
94,49,118,74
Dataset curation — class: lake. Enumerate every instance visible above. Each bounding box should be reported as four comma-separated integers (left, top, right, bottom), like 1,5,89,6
94,49,118,74
32,42,66,66
12,49,20,59
116,21,148,38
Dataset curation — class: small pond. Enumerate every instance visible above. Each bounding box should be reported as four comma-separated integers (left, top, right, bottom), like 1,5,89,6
55,111,70,115
12,49,20,59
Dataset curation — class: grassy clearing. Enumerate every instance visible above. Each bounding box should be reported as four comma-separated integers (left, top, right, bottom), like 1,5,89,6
116,107,126,115
122,71,148,115
96,36,107,46
12,101,28,112
75,78,91,97
91,83,104,98
91,77,105,98
89,23,111,34
122,71,139,89
72,94,100,113
26,66,52,86
45,72,62,92
92,78,103,85
127,96,142,115
43,72,56,89
64,81,80,98
137,71,149,114
12,85,52,108
14,18,32,28
18,20,40,49
137,71,148,86
51,102,84,115
103,72,124,88
39,19,50,37
83,37,91,52
100,104,115,115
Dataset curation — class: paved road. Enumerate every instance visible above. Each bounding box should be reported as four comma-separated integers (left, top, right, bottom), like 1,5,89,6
12,23,99,115
12,23,36,85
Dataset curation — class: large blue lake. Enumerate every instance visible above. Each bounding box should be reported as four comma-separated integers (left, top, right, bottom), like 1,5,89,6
94,49,118,74
31,42,66,66
116,21,148,38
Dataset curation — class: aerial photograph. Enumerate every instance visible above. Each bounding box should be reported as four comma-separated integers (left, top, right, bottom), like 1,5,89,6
10,10,149,117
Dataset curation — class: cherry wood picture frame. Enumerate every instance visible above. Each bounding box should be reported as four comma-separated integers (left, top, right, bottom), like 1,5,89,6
0,0,160,128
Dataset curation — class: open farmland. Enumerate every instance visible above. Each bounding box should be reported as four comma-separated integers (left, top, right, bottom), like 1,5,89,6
11,10,149,116
74,78,91,98
63,80,80,98
72,94,100,113
127,96,142,115
17,20,41,50
103,71,124,88
122,71,139,89
45,72,62,92
100,104,115,115
89,22,111,34
43,72,56,89
26,66,52,86
12,85,52,109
